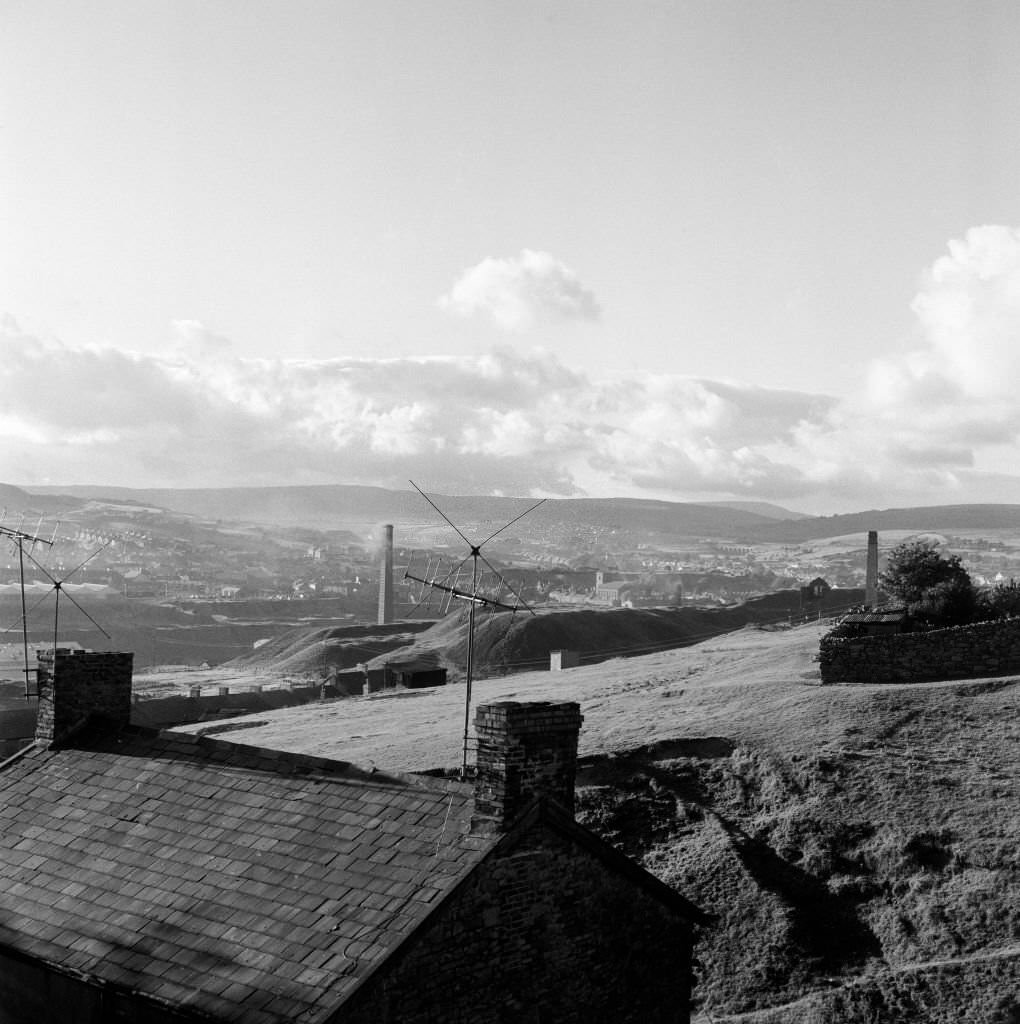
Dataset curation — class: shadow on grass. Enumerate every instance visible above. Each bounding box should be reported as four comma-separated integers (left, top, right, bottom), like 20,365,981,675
716,814,882,973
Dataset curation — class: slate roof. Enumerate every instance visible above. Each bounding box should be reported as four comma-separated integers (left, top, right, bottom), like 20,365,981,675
840,609,907,625
0,727,487,1024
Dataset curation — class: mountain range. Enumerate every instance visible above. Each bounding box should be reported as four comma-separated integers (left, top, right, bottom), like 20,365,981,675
10,482,1020,543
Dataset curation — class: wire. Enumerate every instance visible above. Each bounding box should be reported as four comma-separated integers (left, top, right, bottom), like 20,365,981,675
477,496,547,549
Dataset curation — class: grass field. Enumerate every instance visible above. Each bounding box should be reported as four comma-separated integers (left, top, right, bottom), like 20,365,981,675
172,622,1020,1021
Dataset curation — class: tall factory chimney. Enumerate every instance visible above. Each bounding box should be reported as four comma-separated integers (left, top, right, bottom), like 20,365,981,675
865,530,879,608
377,524,394,625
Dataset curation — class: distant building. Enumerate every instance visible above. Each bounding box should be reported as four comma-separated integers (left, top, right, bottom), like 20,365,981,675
799,577,831,605
594,580,631,606
381,653,448,689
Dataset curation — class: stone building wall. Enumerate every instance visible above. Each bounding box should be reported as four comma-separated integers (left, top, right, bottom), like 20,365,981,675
336,814,694,1024
819,617,1020,684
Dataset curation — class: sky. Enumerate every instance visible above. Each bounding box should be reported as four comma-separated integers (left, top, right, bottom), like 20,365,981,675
3,0,1020,513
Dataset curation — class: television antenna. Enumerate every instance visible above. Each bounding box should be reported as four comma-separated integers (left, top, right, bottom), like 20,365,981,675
1,518,57,698
2,532,112,698
404,480,545,776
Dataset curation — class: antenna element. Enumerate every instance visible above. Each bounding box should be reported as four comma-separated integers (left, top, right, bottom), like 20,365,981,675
405,482,545,776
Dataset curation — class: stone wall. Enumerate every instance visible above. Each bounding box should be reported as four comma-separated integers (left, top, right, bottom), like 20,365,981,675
337,814,694,1024
819,617,1020,684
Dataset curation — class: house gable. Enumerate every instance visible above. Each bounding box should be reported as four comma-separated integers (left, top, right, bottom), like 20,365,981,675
336,798,699,1024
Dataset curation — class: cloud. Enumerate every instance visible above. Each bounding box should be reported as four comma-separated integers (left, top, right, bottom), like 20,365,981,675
3,225,1020,509
0,317,830,498
438,250,601,331
837,224,1020,499
910,225,1020,398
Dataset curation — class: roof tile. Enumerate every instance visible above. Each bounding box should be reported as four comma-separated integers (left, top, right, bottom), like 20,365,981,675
0,727,485,1023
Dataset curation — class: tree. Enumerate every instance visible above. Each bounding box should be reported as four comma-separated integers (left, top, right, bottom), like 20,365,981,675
978,578,1020,620
879,539,976,627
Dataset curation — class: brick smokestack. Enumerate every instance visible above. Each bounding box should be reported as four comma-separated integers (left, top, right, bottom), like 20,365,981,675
473,701,583,832
35,650,134,748
377,524,394,626
865,530,879,608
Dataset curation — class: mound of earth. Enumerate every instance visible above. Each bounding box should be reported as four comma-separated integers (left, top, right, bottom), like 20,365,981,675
365,600,827,679
225,620,435,676
223,590,864,684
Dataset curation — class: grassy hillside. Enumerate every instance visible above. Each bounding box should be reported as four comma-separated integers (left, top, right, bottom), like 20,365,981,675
174,624,1019,1021
590,676,1020,1021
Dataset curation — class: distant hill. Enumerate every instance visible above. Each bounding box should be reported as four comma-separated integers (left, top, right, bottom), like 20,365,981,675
17,484,1020,546
743,504,1020,542
26,483,414,528
702,500,810,521
0,483,77,518
24,484,797,538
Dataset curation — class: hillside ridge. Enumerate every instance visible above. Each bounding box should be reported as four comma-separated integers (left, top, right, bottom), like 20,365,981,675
15,481,1020,542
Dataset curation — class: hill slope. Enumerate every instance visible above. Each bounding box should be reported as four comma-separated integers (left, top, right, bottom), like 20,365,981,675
224,589,863,681
175,624,1020,1022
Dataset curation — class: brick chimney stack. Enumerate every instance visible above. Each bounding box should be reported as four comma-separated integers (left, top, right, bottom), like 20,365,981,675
472,701,583,832
865,530,879,609
35,650,134,748
377,524,394,626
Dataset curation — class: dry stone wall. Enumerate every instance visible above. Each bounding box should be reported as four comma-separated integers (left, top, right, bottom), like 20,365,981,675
819,617,1020,684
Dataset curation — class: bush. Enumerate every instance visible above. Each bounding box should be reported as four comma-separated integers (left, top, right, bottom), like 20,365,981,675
908,577,978,629
978,578,1020,620
880,540,976,628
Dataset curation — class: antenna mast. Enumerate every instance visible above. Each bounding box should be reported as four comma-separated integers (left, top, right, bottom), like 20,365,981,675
23,542,113,658
405,481,545,776
1,523,54,698
2,535,113,698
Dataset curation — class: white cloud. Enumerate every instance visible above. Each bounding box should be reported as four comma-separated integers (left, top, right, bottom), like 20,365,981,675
831,224,1020,500
0,316,829,498
910,225,1020,397
3,226,1020,509
437,250,601,331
